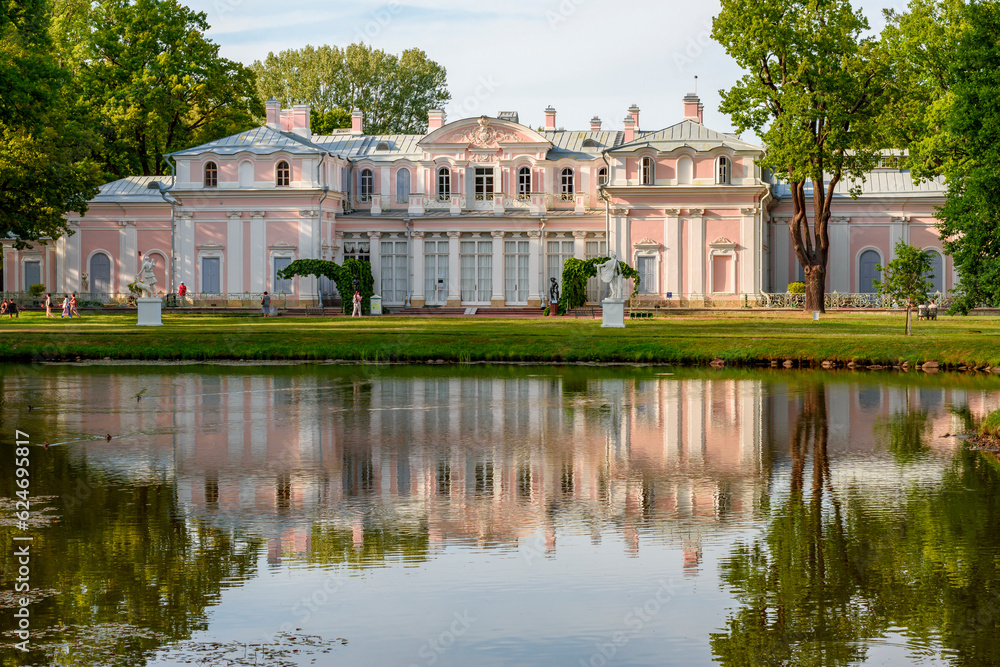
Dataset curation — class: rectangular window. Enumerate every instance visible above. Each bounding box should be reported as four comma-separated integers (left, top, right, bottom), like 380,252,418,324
202,257,221,294
380,240,408,304
474,167,494,201
460,239,492,302
546,239,574,289
273,256,292,294
343,239,371,263
637,256,655,294
424,240,450,304
585,240,608,302
24,261,41,289
504,239,530,304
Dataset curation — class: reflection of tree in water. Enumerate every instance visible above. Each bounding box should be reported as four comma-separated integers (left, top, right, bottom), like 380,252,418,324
712,383,1000,665
875,397,931,463
0,451,262,667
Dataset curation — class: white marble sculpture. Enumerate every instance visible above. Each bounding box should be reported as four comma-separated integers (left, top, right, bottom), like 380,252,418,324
134,256,158,298
597,252,623,300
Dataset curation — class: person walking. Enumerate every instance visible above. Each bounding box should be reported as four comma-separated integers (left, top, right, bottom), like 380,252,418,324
178,281,187,306
351,290,362,317
261,291,270,317
61,295,71,318
70,292,80,318
7,299,19,319
0,299,7,316
45,293,54,318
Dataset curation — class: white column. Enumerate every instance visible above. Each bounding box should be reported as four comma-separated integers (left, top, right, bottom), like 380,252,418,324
889,216,909,262
411,230,425,306
689,209,705,295
177,211,196,289
299,209,319,301
527,229,541,306
573,230,586,259
227,211,244,293
739,207,757,294
333,231,345,264
250,212,266,293
610,207,628,259
773,217,790,291
664,208,680,297
56,234,67,292
829,216,851,293
368,231,383,296
490,230,504,306
66,222,81,291
447,230,461,306
119,220,137,293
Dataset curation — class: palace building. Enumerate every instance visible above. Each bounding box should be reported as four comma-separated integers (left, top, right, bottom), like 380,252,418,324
2,93,951,307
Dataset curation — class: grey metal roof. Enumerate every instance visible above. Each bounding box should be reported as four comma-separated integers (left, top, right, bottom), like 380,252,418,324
167,126,328,157
770,170,946,198
311,133,424,160
613,120,762,153
540,130,623,160
91,176,177,203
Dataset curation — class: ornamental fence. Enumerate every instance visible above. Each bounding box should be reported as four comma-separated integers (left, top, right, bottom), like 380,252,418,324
0,291,287,309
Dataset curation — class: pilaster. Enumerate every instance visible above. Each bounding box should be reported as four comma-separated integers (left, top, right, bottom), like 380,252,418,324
664,208,681,298
527,229,542,307
446,230,461,306
227,211,244,293
118,219,137,293
740,207,759,294
688,209,705,297
491,230,505,307
411,230,426,307
573,230,587,260
829,216,851,293
368,231,383,296
250,211,266,293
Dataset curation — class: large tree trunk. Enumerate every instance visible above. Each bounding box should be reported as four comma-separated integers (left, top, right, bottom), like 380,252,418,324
788,177,836,314
804,264,826,313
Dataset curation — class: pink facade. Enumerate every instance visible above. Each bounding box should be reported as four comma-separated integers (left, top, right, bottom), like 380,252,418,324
1,94,949,306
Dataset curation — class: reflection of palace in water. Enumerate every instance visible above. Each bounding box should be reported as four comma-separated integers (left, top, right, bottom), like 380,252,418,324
57,371,1000,569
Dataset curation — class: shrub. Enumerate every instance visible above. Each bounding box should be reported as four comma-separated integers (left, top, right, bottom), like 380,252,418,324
787,281,806,294
28,284,46,297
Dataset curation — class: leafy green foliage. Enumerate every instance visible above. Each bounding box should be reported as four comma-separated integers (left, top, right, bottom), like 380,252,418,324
558,257,639,313
712,0,893,311
934,1,1000,314
277,258,375,314
251,43,451,134
56,0,261,178
310,107,352,134
876,240,934,335
786,281,806,294
0,0,101,247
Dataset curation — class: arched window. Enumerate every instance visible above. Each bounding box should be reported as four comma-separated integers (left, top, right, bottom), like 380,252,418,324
437,167,451,201
677,156,693,184
204,161,218,187
924,249,944,295
859,249,882,293
517,166,531,200
560,168,574,201
640,157,654,185
717,156,731,184
359,168,374,202
238,161,253,188
89,253,112,294
275,161,290,187
598,167,608,186
396,169,410,204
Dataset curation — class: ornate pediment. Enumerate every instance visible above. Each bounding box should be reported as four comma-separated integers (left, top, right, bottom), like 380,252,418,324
458,117,516,148
709,237,738,250
268,240,297,251
420,116,550,147
634,237,661,249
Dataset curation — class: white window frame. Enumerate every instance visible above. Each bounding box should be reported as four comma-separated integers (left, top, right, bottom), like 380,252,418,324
275,160,290,187
855,246,884,294
633,240,662,294
197,244,225,294
922,247,945,296
517,166,532,200
597,166,608,187
559,168,574,201
437,167,451,201
396,168,411,204
269,245,297,294
85,249,113,294
359,168,374,202
708,238,738,294
716,156,731,184
640,156,655,185
204,161,218,187
22,257,43,291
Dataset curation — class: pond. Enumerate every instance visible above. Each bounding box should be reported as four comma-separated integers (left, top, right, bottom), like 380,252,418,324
1,364,1000,666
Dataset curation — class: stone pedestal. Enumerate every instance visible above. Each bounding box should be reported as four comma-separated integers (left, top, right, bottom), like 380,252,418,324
137,297,162,326
601,298,626,328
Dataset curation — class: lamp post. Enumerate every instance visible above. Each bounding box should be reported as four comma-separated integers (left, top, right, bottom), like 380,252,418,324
146,180,178,297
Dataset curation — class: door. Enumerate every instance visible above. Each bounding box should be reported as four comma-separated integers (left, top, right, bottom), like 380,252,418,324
460,239,492,303
273,257,292,294
504,240,529,304
24,261,41,290
380,240,408,304
202,257,221,294
859,250,880,293
924,250,943,295
90,253,112,294
424,240,449,305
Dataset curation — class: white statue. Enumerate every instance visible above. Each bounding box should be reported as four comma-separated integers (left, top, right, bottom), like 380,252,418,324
134,256,158,298
597,252,623,300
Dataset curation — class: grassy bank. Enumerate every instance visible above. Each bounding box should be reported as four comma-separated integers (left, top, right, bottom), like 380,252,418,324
2,310,1000,368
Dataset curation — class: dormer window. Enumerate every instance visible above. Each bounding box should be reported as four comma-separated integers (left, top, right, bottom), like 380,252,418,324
641,157,654,185
276,161,290,187
582,138,598,148
376,141,390,151
517,166,531,200
437,167,451,201
598,167,608,186
359,168,374,202
717,156,731,184
204,161,218,187
560,168,574,201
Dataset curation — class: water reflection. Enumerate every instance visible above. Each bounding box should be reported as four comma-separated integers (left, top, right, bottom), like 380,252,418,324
1,366,998,666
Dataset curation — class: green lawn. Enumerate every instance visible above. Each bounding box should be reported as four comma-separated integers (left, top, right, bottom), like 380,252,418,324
1,310,999,367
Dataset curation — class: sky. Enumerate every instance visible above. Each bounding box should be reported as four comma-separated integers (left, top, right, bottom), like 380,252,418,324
186,0,906,136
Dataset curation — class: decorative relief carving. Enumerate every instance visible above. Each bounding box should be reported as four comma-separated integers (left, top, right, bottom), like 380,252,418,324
299,209,318,218
250,211,266,219
367,231,383,239
573,230,588,238
227,210,243,219
446,230,462,238
470,152,500,163
411,230,425,238
664,208,680,217
830,216,851,224
689,208,705,217
740,207,759,216
491,230,505,238
890,215,911,224
461,116,516,148
117,219,136,227
527,230,541,238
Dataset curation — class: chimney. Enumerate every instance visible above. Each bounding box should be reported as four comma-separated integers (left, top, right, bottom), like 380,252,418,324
683,93,704,123
265,97,280,129
427,108,445,131
351,108,363,135
628,104,640,131
544,106,556,130
290,104,311,138
590,116,602,132
623,116,635,143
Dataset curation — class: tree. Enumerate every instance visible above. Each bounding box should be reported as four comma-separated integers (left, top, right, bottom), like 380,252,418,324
933,2,1000,313
875,240,934,335
0,0,102,248
712,0,893,312
276,258,375,314
251,43,451,134
59,0,261,178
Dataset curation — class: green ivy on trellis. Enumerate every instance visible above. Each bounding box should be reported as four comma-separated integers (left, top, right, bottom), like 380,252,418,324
277,258,375,314
556,257,640,314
